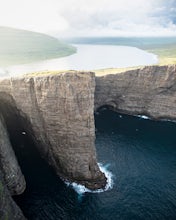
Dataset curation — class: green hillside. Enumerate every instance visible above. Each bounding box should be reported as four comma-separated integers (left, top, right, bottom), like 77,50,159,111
68,37,176,65
0,27,76,66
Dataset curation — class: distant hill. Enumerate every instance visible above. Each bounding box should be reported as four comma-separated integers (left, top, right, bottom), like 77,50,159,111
0,27,76,66
67,36,176,65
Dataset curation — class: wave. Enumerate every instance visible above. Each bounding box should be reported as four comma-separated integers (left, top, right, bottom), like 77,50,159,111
65,163,113,195
136,115,150,120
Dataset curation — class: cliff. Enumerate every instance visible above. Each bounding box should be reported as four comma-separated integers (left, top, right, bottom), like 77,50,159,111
1,65,176,218
95,65,176,120
0,72,106,190
0,114,26,195
0,173,26,220
0,115,26,219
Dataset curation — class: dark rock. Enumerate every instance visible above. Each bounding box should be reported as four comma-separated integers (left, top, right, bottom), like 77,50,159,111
95,65,176,120
0,171,26,219
0,72,106,190
0,114,26,195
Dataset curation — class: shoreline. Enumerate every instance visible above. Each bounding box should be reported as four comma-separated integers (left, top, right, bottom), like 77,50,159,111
0,44,158,78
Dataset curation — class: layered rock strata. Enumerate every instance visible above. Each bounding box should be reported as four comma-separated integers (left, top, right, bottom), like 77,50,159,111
0,72,106,190
95,65,176,120
1,65,176,218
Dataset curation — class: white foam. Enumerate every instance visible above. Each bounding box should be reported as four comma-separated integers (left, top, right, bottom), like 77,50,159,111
65,163,113,194
137,115,150,120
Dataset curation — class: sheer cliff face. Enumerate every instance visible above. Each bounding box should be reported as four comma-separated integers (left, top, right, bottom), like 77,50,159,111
95,65,176,120
0,116,26,219
0,114,26,195
0,173,26,220
0,171,26,220
0,72,106,190
1,65,176,218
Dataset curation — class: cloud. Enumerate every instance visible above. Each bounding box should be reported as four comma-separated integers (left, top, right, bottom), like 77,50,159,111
57,0,176,36
0,0,176,36
0,0,69,33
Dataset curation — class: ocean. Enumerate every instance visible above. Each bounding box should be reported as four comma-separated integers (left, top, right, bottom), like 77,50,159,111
13,107,176,220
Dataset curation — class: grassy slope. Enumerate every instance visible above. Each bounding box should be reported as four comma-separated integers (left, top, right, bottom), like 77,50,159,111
68,37,176,75
147,46,176,65
0,26,76,66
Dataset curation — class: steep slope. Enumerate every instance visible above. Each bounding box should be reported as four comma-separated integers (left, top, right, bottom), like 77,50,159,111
0,26,76,66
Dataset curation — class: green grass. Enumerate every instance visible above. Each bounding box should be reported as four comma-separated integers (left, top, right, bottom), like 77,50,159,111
1,32,174,76
0,26,76,66
96,38,176,75
147,46,176,65
66,37,176,75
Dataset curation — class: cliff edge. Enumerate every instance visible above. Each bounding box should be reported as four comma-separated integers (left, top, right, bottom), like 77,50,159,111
0,72,106,190
1,65,176,218
95,65,176,120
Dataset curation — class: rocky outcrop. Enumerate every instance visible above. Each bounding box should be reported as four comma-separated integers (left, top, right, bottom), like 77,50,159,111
0,114,26,195
0,72,106,190
95,65,176,120
0,115,26,219
0,172,26,220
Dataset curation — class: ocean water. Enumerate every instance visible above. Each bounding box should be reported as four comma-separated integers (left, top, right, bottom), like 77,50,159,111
13,108,176,220
0,44,157,77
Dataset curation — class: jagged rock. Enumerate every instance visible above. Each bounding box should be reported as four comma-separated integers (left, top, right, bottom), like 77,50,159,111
95,65,176,120
0,114,26,195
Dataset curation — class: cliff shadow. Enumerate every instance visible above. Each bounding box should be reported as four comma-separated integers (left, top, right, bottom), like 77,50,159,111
0,92,85,219
0,92,62,215
0,92,41,168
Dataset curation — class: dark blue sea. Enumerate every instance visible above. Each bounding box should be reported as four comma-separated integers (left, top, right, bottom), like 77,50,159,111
14,108,176,220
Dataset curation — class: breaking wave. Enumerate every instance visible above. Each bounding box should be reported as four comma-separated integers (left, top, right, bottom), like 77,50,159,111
65,163,113,194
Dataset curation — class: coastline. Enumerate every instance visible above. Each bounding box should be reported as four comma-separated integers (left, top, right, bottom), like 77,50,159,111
0,44,158,78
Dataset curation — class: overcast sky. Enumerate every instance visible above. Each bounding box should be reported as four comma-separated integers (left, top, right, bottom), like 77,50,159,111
0,0,176,37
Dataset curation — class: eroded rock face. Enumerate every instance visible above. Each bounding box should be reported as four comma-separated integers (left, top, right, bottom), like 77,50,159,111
0,114,26,195
0,72,106,190
95,65,176,120
0,115,26,219
0,65,176,218
0,65,176,193
0,172,26,220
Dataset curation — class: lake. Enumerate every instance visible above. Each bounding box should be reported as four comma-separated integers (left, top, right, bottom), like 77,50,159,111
0,44,158,77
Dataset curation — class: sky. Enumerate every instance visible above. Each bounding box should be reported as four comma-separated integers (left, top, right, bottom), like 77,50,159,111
0,0,176,37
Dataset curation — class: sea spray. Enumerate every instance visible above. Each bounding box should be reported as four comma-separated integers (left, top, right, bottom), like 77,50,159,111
136,115,150,120
65,163,113,195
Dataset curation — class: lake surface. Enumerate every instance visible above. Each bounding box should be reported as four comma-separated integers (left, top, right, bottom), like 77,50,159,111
14,108,176,220
0,44,157,77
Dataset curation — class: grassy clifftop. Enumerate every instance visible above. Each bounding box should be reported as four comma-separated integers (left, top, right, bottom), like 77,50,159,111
0,26,76,66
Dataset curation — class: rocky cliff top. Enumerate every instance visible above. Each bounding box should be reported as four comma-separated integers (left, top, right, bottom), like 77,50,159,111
95,65,176,120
